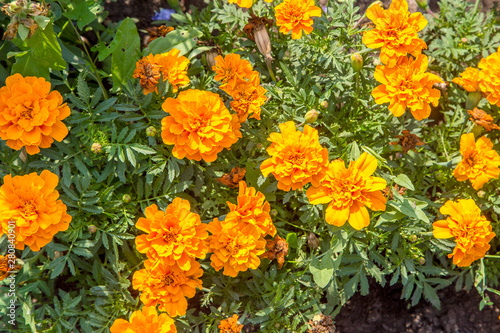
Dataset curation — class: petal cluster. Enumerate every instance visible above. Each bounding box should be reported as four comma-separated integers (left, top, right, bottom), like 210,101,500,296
0,74,70,155
478,46,500,107
219,314,243,333
468,108,500,132
110,306,177,333
274,0,321,39
452,67,480,92
212,53,254,93
225,72,267,122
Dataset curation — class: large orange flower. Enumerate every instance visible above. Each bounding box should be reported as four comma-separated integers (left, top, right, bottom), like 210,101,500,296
453,133,500,190
306,153,387,230
219,314,243,333
227,0,253,8
452,67,481,92
260,121,329,191
135,199,208,270
110,306,177,333
225,72,267,122
433,199,495,267
478,46,500,107
372,54,443,121
362,0,427,67
0,73,70,155
0,171,72,251
212,53,254,94
274,0,321,39
132,259,202,317
161,89,242,162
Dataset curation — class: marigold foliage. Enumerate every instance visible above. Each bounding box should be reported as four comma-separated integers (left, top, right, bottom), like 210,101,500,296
478,46,500,107
468,108,500,132
433,199,495,267
161,89,242,162
452,67,480,92
0,171,72,251
0,73,70,155
212,53,254,94
110,306,177,333
219,314,243,333
274,0,321,39
453,133,500,190
306,153,387,230
260,121,329,191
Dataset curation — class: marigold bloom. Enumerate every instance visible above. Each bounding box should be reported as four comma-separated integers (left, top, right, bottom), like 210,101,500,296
362,0,427,67
433,199,495,267
453,133,500,190
260,121,329,191
224,72,267,122
306,153,387,230
452,67,480,92
468,108,500,132
372,54,443,121
275,0,321,39
135,199,208,270
0,73,70,155
132,259,203,317
161,89,242,162
227,0,253,8
207,215,266,277
0,171,72,251
227,181,276,237
213,53,254,94
110,306,177,333
261,235,288,269
219,314,243,333
0,255,21,281
390,130,425,153
216,167,246,188
478,47,500,107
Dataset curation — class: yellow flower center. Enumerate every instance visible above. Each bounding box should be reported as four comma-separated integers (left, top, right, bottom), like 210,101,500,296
191,117,209,132
21,107,33,119
229,244,241,255
163,230,177,243
289,152,305,165
20,200,37,219
163,274,175,286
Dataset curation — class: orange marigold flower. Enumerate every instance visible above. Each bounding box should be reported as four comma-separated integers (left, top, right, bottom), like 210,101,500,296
306,153,387,230
207,215,266,277
390,130,425,154
132,259,203,317
260,121,329,191
453,133,500,190
433,199,495,267
161,89,242,162
225,72,267,122
478,46,500,107
216,167,246,188
227,181,276,237
261,235,289,269
274,0,321,39
362,0,427,67
372,54,443,121
110,306,177,333
0,73,70,155
212,53,254,94
0,255,21,281
468,108,500,132
452,67,480,92
0,171,72,251
227,0,253,8
219,314,243,333
135,198,208,270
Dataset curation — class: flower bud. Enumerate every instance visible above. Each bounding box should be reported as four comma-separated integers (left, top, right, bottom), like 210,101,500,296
307,232,320,249
320,100,329,109
416,0,428,10
206,49,219,69
466,91,482,111
418,258,426,265
256,143,262,149
88,225,97,234
477,190,486,198
54,251,63,259
270,209,278,217
351,53,363,72
409,235,418,243
146,126,157,137
461,37,468,43
122,194,131,203
254,24,273,65
305,109,319,124
91,142,102,153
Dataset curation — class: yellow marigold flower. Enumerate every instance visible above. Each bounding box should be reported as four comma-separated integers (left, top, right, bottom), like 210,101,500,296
433,199,495,267
161,89,242,163
306,153,387,230
260,121,329,191
372,54,443,121
0,73,70,155
452,67,480,92
274,0,321,39
207,215,266,277
132,259,203,317
212,53,254,94
468,108,500,132
225,72,267,122
0,255,21,281
110,306,177,333
135,198,208,270
219,314,243,333
362,0,427,67
227,0,253,8
453,133,500,190
478,46,500,107
0,171,72,251
227,181,276,237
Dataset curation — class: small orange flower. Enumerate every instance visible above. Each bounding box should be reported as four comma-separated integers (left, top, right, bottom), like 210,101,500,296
225,72,267,122
478,46,500,107
372,54,443,121
274,0,321,39
452,67,481,92
146,25,174,45
306,153,387,230
216,167,246,188
219,314,243,333
260,121,329,191
0,171,72,251
362,0,427,67
261,235,289,269
110,306,177,333
468,108,500,132
390,130,425,153
227,0,253,8
161,89,242,162
135,198,208,270
0,255,21,281
212,53,254,94
0,74,70,155
132,259,203,317
453,133,500,190
433,199,495,267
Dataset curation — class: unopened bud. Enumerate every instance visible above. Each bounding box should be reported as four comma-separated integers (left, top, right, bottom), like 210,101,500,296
320,101,329,109
88,225,97,234
206,49,219,69
461,37,468,43
477,190,486,198
146,126,157,137
122,194,131,203
416,0,428,10
307,232,319,249
351,53,363,72
91,142,102,153
418,258,426,265
270,209,278,217
256,143,262,149
254,25,273,65
305,109,319,124
409,235,417,242
466,91,482,111
54,251,63,259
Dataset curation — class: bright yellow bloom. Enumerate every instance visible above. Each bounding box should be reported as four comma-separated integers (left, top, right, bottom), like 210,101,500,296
274,0,321,39
452,67,480,92
135,199,208,270
372,54,443,121
212,53,254,94
260,121,329,191
433,199,495,267
0,74,70,155
453,133,500,190
161,89,242,162
478,46,500,107
219,314,243,333
362,0,427,67
110,306,177,333
306,153,387,230
132,259,203,317
224,71,267,122
227,0,253,8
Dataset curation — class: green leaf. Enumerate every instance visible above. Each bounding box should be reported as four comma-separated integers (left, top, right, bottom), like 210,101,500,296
33,16,51,30
64,0,104,30
393,174,415,191
18,25,29,41
111,18,140,92
309,252,335,288
285,233,298,248
145,29,203,56
423,282,441,309
11,52,49,79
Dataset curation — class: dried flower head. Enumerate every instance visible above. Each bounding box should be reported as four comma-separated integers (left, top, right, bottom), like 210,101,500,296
275,0,321,39
468,108,500,132
0,255,21,281
390,130,425,153
216,167,246,188
146,25,174,45
133,55,162,95
261,235,289,269
110,306,177,333
308,314,336,333
452,67,481,92
2,0,49,40
478,46,500,107
244,13,273,65
219,314,243,333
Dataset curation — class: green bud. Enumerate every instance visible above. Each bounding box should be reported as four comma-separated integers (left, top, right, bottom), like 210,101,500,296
351,53,363,72
409,235,418,243
416,0,428,10
320,100,329,109
477,190,486,198
256,143,262,149
304,109,319,124
122,194,131,203
270,209,278,217
88,225,97,234
91,143,102,153
418,258,426,265
146,126,157,137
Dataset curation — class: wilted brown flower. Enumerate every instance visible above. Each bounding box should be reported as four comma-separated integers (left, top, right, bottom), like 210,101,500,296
308,314,336,333
244,13,274,67
133,55,162,94
216,167,246,188
382,184,407,200
467,108,500,132
2,0,49,40
390,130,425,154
307,232,319,250
146,25,174,45
261,235,289,269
